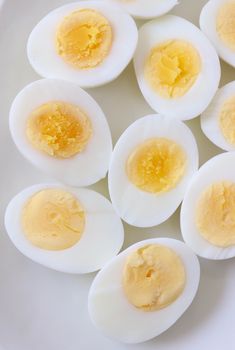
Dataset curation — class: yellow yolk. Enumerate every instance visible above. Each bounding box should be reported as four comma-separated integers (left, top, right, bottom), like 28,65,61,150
196,181,235,247
56,9,112,69
26,101,92,158
122,244,185,311
126,138,187,193
144,40,201,98
219,96,235,145
22,189,85,251
216,2,235,51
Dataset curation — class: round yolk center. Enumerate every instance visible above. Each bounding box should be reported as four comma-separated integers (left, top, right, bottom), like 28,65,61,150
219,96,235,146
126,138,187,194
216,2,235,51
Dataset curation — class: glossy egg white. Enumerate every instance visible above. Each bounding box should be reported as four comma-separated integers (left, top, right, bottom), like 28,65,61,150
9,79,112,187
27,1,138,88
134,15,221,120
88,238,200,344
108,114,199,227
181,152,235,260
4,183,124,273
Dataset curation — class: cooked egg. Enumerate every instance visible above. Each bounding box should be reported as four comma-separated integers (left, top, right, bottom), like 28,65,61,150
200,0,235,68
4,183,124,273
108,114,199,227
27,1,138,87
181,152,235,260
88,238,200,344
9,79,112,187
201,81,235,151
134,15,221,120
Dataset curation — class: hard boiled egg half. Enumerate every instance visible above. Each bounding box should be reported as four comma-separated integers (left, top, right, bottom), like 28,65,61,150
88,238,200,343
9,79,112,187
4,183,124,273
27,1,138,87
134,15,221,120
108,114,199,227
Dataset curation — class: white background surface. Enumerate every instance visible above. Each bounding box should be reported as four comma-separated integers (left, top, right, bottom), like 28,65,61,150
0,1,235,349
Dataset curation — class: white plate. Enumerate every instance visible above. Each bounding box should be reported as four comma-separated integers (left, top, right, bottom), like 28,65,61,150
0,1,235,349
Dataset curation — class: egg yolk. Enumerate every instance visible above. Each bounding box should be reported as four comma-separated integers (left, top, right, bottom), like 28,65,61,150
196,181,235,247
126,138,187,193
22,189,85,251
216,2,235,51
56,9,112,69
219,96,235,146
122,244,185,311
144,40,201,99
26,101,92,158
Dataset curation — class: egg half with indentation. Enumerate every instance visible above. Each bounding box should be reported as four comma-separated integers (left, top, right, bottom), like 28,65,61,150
9,79,112,187
4,183,124,273
134,15,221,120
88,237,200,344
27,1,138,87
108,114,199,227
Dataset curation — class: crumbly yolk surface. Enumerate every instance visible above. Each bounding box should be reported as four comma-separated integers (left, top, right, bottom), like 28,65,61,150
219,96,235,146
122,244,185,311
126,138,187,194
196,181,235,247
56,9,112,69
144,40,201,99
216,2,235,51
26,101,92,158
22,189,85,251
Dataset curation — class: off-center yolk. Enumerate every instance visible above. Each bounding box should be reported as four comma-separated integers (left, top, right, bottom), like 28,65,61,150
122,244,186,311
126,138,187,193
56,9,112,69
196,181,235,247
219,96,235,146
26,101,92,158
22,189,85,251
144,40,201,99
216,2,235,51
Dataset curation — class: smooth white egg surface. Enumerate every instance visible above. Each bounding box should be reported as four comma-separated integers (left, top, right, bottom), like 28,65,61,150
4,183,124,273
88,238,200,344
108,114,199,228
9,78,112,187
27,1,138,87
181,152,235,260
201,81,235,151
134,15,221,120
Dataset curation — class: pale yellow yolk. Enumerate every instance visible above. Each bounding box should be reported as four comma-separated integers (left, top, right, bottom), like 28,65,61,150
126,138,187,193
22,189,85,251
219,96,235,145
216,2,235,51
26,101,92,158
122,244,186,311
56,9,112,69
144,40,201,98
196,181,235,247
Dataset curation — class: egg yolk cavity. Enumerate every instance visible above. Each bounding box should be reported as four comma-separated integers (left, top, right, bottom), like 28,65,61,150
219,96,235,146
126,138,187,194
26,101,92,158
216,2,235,51
22,189,85,251
122,244,185,311
56,9,113,69
145,40,201,99
196,181,235,247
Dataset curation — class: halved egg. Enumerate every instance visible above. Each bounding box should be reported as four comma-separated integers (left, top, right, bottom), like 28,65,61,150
4,183,124,273
108,114,199,227
27,1,138,87
88,238,200,344
134,15,221,120
9,79,112,187
181,152,235,260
